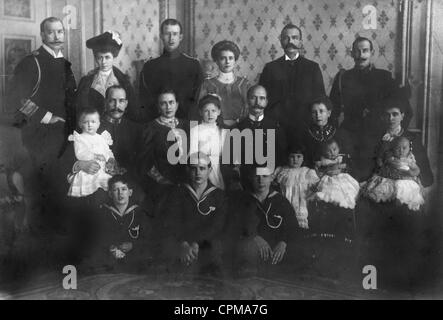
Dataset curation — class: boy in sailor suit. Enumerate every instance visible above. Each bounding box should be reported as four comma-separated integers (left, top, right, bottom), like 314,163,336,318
84,174,152,272
229,166,299,276
160,152,227,275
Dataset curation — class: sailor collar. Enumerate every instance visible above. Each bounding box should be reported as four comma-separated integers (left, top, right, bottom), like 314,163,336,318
250,190,282,229
183,183,218,216
102,203,139,220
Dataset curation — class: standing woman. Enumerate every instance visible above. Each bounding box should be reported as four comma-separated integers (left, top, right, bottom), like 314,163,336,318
193,40,249,127
76,31,137,121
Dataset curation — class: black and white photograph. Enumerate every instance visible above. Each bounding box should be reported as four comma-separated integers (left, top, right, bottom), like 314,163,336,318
0,0,442,304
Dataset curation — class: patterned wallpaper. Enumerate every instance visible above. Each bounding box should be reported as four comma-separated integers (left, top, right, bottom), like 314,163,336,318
194,0,400,93
102,0,161,87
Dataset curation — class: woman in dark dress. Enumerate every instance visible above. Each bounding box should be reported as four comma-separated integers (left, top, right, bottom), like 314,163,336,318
137,89,188,208
298,96,359,279
300,96,356,171
358,97,433,287
75,31,138,121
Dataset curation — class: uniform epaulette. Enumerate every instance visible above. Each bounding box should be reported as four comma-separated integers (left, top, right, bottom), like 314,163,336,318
31,50,39,56
182,53,199,61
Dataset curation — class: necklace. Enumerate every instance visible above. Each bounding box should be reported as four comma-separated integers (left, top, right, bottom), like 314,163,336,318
308,124,336,142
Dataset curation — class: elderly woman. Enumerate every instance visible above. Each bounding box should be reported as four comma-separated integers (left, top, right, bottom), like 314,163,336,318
359,97,433,287
300,96,356,171
192,40,249,127
75,31,137,121
297,96,359,278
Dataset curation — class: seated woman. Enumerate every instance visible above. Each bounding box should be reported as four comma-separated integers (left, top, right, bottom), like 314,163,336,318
358,97,433,286
228,165,299,277
160,152,227,276
300,96,356,173
137,89,188,205
75,31,138,121
84,175,152,273
192,40,249,127
362,136,424,211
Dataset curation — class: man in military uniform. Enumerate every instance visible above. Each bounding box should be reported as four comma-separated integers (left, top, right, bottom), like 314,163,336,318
7,17,76,232
139,19,203,122
329,36,411,134
259,24,325,135
329,37,412,179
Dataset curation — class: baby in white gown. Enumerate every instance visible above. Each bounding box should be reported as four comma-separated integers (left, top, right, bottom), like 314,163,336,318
311,139,359,209
68,109,116,197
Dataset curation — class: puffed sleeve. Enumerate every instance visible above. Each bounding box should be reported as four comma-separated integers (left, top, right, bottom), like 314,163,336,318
101,130,113,146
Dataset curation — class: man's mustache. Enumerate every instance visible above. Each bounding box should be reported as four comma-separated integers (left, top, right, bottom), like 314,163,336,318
252,105,265,109
109,108,125,113
285,43,301,50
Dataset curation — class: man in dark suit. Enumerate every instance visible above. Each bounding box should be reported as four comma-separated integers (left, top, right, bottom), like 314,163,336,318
139,19,203,122
259,24,325,135
236,85,288,172
69,85,142,181
7,17,77,232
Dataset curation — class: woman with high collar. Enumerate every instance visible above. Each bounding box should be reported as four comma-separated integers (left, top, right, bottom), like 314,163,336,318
75,31,138,121
358,97,434,288
300,96,356,174
192,40,250,128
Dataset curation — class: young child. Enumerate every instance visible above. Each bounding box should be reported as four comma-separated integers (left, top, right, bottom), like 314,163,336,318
311,139,360,209
68,108,119,197
362,136,424,211
89,175,152,271
190,94,227,190
273,144,319,229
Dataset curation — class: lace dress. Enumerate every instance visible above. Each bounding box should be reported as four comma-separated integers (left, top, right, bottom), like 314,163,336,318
67,130,114,197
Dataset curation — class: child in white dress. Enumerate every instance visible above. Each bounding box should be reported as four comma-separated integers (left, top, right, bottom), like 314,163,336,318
273,145,319,229
362,136,424,211
311,139,360,209
190,94,226,190
68,108,116,197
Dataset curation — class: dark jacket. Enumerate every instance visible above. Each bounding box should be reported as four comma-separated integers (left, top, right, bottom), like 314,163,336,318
329,66,412,132
139,51,203,122
229,190,298,247
236,116,288,168
162,183,227,246
7,46,77,157
75,66,138,121
259,55,325,130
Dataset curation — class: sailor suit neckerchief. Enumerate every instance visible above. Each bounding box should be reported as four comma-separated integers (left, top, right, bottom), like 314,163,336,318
183,183,218,216
250,190,283,229
102,203,140,239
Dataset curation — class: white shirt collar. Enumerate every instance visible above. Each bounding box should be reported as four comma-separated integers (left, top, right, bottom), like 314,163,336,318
285,53,299,61
217,71,235,84
249,114,264,122
42,44,64,58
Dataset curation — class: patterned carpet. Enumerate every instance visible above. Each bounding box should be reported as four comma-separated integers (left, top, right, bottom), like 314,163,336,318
4,272,388,300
